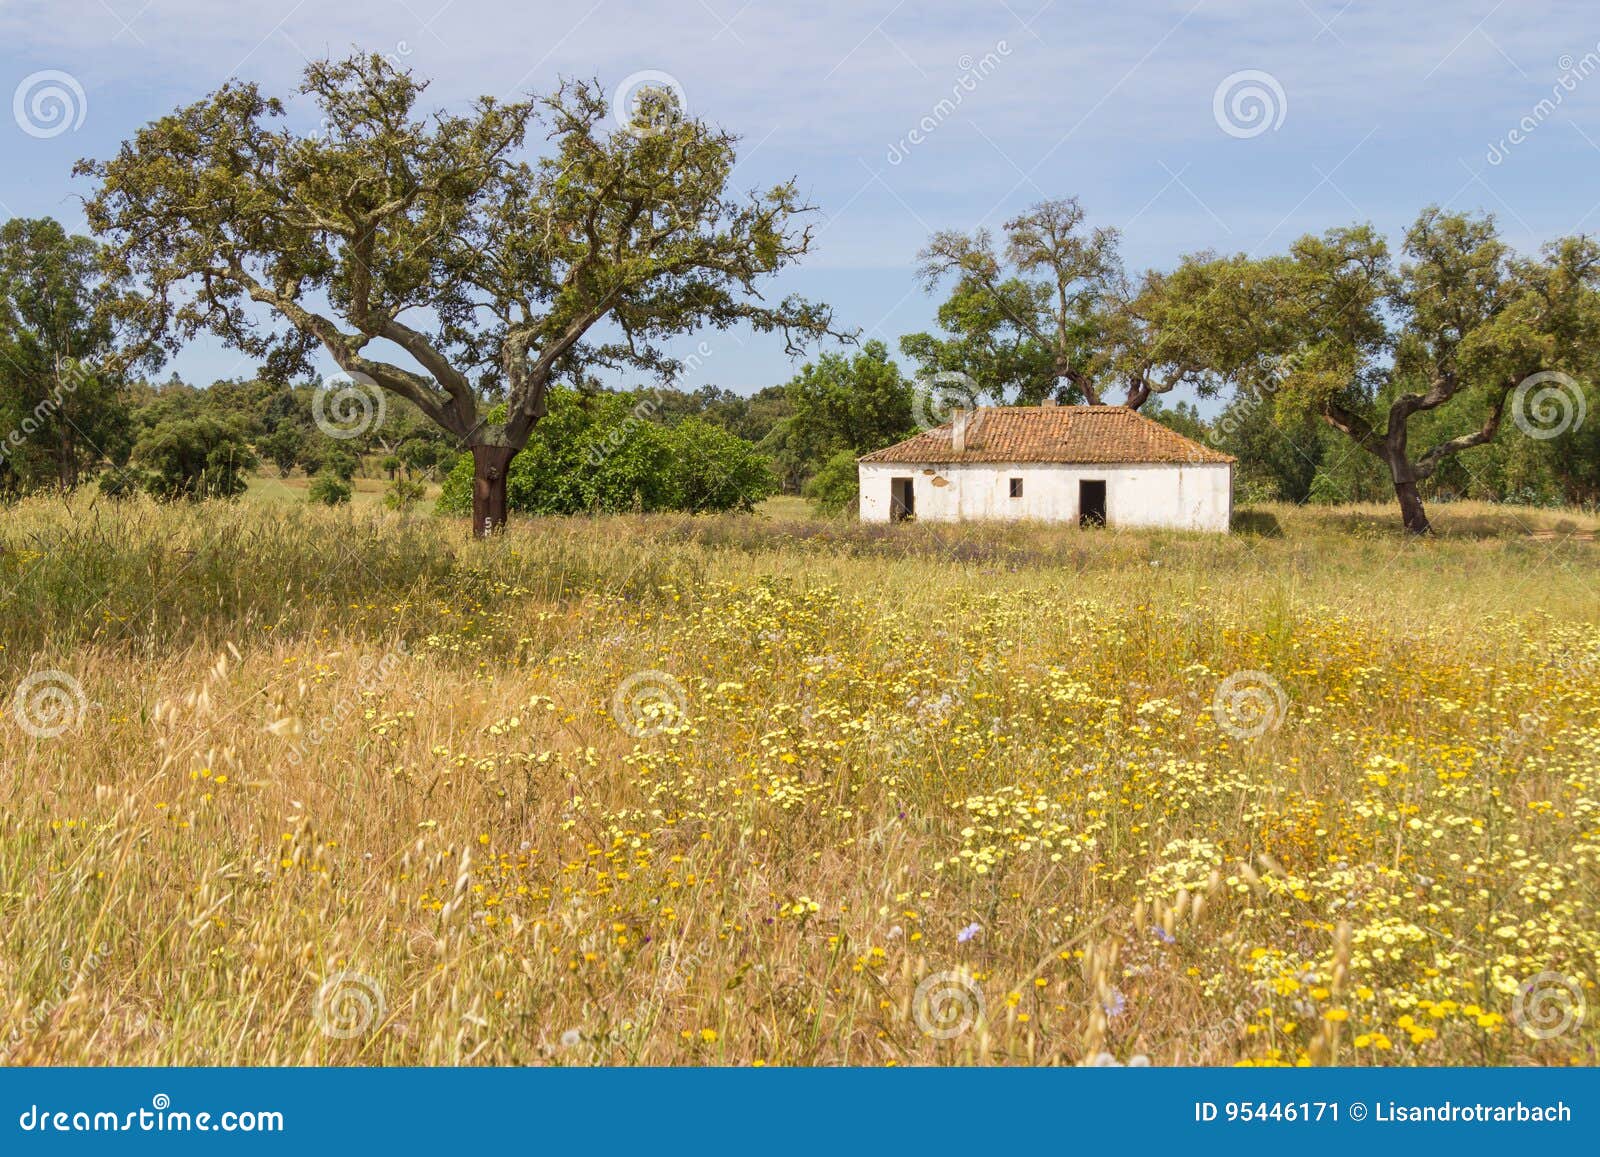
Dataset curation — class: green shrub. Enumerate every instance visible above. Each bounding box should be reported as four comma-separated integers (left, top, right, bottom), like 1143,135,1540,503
438,389,776,516
384,477,427,511
307,471,352,506
95,466,145,500
132,416,256,500
802,448,860,515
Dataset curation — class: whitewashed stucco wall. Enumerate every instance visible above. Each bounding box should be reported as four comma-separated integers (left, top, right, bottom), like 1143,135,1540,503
858,461,1233,532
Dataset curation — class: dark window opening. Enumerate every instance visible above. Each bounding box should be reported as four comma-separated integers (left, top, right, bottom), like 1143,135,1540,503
1079,479,1107,527
890,477,915,522
1008,477,1023,498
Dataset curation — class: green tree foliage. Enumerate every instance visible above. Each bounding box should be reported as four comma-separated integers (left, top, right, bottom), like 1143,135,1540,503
259,424,305,477
132,415,256,500
80,53,837,534
0,218,148,493
779,341,914,459
322,443,359,482
802,449,861,515
901,198,1218,409
1169,208,1600,531
397,437,439,477
437,389,775,515
1208,391,1326,504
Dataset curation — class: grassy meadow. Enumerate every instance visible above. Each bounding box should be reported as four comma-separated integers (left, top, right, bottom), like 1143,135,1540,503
1,490,1597,1066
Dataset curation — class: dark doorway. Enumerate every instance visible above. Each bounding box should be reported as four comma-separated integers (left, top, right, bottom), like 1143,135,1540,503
1079,479,1106,527
890,477,915,521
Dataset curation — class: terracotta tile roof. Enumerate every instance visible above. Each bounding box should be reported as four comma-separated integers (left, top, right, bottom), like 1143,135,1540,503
857,405,1235,466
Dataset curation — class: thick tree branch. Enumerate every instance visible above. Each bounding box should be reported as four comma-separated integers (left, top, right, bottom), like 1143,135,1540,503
1412,381,1515,478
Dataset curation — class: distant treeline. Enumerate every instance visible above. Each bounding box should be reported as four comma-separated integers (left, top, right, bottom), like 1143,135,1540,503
6,355,1599,515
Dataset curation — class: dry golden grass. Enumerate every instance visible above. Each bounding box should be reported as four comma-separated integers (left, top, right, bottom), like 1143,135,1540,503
1,493,1596,1066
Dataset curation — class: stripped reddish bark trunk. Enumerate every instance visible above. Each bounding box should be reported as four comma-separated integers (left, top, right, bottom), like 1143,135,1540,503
470,444,516,537
1393,473,1431,535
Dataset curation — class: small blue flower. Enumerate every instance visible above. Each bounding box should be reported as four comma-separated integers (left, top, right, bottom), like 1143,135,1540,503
956,922,982,944
1153,927,1175,945
1103,988,1127,1018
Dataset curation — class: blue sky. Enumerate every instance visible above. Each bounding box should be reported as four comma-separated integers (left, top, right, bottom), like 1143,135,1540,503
4,0,1600,404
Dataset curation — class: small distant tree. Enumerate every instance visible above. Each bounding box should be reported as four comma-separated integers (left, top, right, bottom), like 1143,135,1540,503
774,340,914,475
384,476,427,510
323,443,359,482
80,54,839,535
397,437,440,478
259,424,305,477
95,465,143,500
671,417,776,512
795,340,914,449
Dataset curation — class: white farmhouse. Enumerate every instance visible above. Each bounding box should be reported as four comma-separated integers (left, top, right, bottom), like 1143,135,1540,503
857,404,1234,531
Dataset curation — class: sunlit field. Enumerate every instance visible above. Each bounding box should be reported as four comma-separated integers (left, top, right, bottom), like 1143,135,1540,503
2,494,1596,1066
